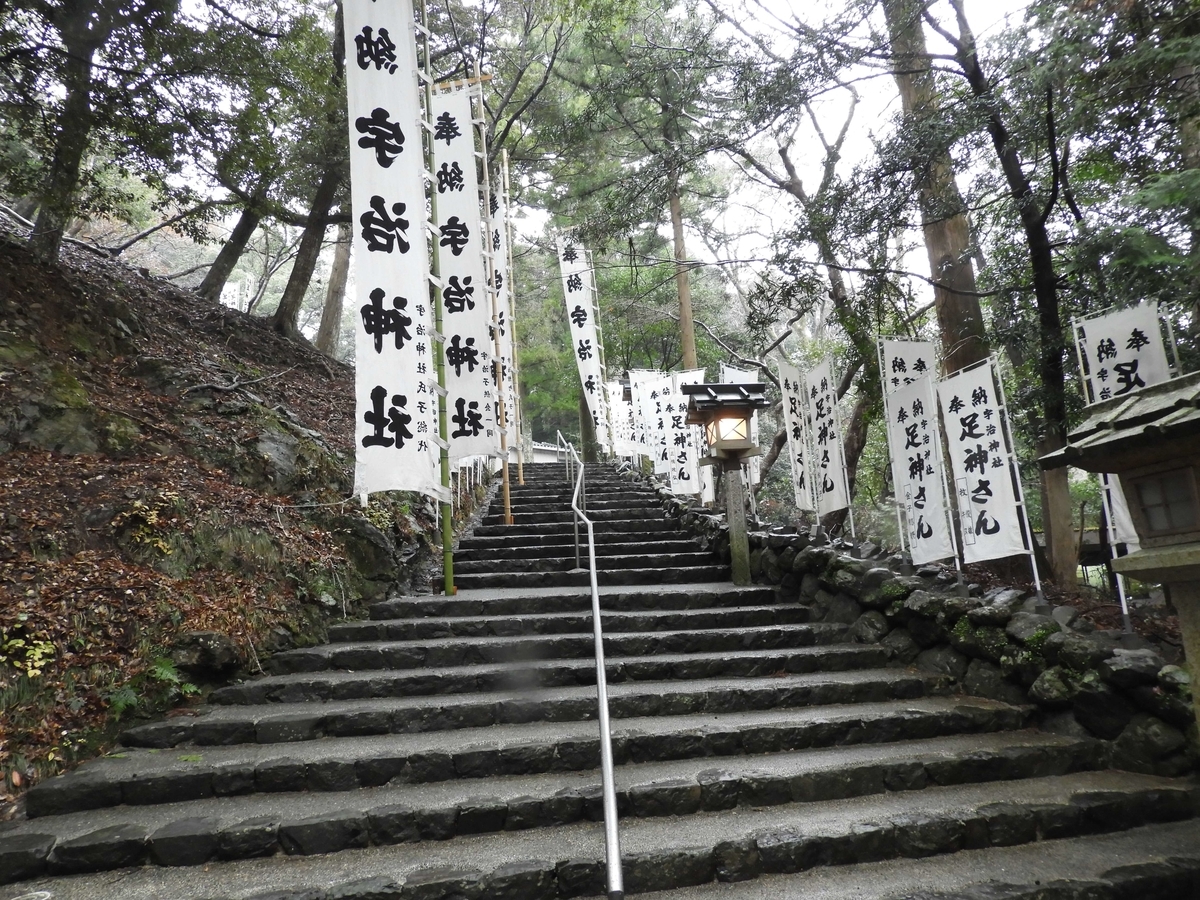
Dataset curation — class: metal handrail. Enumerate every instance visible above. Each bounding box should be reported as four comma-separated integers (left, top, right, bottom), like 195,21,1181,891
554,431,623,900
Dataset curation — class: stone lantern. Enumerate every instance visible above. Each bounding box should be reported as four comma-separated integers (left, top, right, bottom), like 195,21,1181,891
683,383,771,585
1041,370,1200,727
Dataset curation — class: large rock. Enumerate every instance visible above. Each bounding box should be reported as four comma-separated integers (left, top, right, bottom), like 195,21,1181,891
963,659,1028,706
1112,714,1188,775
903,590,944,619
917,646,969,681
1049,632,1116,671
1029,667,1077,708
848,611,890,644
1072,675,1136,739
171,631,240,679
1099,648,1166,690
1005,612,1060,648
824,594,863,625
881,628,920,664
966,588,1027,627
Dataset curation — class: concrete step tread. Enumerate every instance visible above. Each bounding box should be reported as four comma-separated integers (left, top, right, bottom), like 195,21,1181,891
634,820,1200,900
453,540,704,561
26,696,1032,814
122,668,939,747
211,645,893,705
368,584,777,619
7,773,1196,898
328,604,811,642
448,565,733,589
455,530,696,548
452,551,719,574
0,731,1100,848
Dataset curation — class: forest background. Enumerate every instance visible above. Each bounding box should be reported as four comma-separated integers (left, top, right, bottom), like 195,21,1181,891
4,0,1200,591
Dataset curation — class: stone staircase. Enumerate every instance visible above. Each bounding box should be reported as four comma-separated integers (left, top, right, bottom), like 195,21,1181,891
445,464,728,589
2,462,1199,900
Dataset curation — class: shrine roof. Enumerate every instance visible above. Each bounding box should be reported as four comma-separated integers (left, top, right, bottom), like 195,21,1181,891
1041,369,1200,472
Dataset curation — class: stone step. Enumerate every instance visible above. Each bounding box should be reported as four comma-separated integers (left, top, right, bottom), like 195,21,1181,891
497,497,661,513
445,564,731,589
502,489,657,503
24,696,1030,817
329,605,811,643
634,820,1200,900
470,517,679,537
455,529,696,552
452,550,719,575
368,585,777,619
481,507,664,525
122,668,934,748
454,538,703,562
263,624,850,675
1,732,1103,883
9,773,1196,896
210,645,893,706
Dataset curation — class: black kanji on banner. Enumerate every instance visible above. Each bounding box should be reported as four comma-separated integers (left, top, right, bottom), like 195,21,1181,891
355,107,405,167
361,288,412,352
355,26,398,73
361,196,410,253
362,387,413,448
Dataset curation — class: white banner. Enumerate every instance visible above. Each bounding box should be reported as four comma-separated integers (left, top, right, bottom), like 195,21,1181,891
558,240,609,450
641,373,674,475
889,376,956,564
628,369,660,460
669,370,706,493
346,0,444,501
433,88,497,463
805,358,851,515
1075,303,1171,404
778,361,814,512
938,361,1028,564
880,338,938,394
488,186,517,447
606,381,636,457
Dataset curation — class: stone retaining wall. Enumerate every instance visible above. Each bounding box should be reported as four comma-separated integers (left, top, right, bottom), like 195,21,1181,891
632,472,1197,777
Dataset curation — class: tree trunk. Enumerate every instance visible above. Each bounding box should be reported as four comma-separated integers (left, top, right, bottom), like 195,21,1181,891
270,166,341,339
29,14,106,262
197,197,264,303
881,0,988,375
946,0,1075,586
668,181,698,370
822,392,871,533
315,219,352,356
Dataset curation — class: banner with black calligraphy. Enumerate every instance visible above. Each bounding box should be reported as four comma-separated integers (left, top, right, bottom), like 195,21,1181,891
880,339,938,394
804,358,851,515
720,364,762,485
1074,303,1171,404
937,361,1027,564
778,361,815,512
558,239,608,447
888,375,955,565
431,87,497,463
345,0,444,501
605,381,635,458
488,187,517,441
628,369,660,461
668,370,705,493
641,373,674,475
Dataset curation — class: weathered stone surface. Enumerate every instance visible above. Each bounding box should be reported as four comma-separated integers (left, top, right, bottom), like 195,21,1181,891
1113,714,1188,774
825,594,864,625
714,838,761,882
0,832,54,884
861,567,894,592
882,627,921,664
1158,665,1191,690
148,816,220,867
1073,676,1136,739
50,823,147,874
488,859,556,900
917,646,969,681
1029,667,1077,708
402,866,484,900
849,611,890,644
1051,605,1079,630
368,804,419,845
963,659,1028,706
1056,632,1117,671
904,590,944,619
907,617,945,649
1100,649,1166,689
217,816,279,859
967,589,1026,627
327,876,405,899
1005,613,1059,647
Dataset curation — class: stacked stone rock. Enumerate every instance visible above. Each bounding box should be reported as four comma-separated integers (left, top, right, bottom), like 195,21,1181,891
650,482,1197,779
3,464,1200,899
